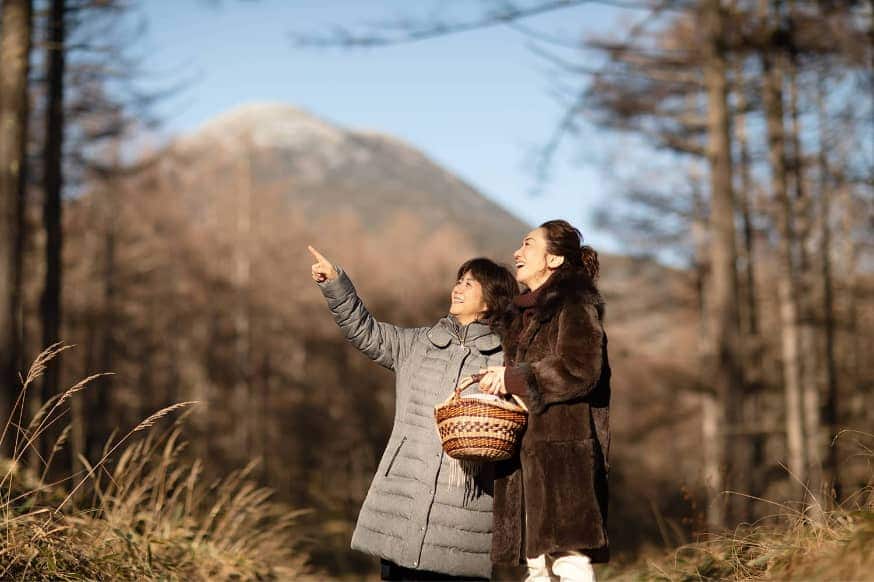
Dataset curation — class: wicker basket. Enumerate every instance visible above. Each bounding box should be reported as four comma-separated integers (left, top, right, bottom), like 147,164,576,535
434,374,528,462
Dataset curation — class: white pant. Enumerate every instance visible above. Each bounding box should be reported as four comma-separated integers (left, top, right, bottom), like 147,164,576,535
525,551,595,582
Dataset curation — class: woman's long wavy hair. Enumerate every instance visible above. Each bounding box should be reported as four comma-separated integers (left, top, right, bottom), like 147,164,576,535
456,258,519,325
539,219,600,289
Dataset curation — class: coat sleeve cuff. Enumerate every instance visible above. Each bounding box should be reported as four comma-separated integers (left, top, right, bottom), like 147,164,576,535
505,363,545,414
317,266,354,304
504,365,528,396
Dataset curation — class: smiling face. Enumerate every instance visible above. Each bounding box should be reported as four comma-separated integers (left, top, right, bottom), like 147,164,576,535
513,228,564,290
448,271,488,325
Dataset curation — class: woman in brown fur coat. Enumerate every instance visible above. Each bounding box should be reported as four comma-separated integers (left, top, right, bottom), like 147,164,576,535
478,220,610,582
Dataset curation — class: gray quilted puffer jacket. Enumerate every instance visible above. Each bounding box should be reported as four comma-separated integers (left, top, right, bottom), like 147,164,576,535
318,268,503,579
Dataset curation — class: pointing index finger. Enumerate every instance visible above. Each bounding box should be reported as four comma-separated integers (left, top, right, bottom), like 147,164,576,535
307,245,328,263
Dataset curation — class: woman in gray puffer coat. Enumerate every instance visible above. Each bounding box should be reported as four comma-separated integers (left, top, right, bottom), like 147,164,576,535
309,246,518,581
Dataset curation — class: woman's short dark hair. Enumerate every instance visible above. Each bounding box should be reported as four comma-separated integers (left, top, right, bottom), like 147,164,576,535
539,219,600,282
456,258,519,324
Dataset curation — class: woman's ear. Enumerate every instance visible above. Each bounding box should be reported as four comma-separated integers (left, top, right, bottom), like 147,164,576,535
546,254,565,270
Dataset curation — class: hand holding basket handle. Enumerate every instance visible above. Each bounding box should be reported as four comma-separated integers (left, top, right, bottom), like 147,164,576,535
477,366,507,395
451,374,525,411
435,375,528,462
454,373,484,396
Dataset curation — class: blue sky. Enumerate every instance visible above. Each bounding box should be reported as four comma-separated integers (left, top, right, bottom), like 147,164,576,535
138,0,639,252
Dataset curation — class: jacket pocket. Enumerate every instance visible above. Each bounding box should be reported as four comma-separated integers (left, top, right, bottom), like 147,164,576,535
384,436,407,477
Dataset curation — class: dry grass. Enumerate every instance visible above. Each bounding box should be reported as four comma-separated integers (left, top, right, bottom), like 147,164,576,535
602,434,874,582
1,344,310,581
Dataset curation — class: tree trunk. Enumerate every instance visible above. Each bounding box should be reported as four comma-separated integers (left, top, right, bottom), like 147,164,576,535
233,146,253,461
788,54,824,509
815,71,840,501
89,188,117,462
735,83,759,343
701,0,743,529
691,171,724,527
838,173,861,468
175,301,210,461
760,4,808,494
32,0,66,473
734,64,763,522
0,0,33,452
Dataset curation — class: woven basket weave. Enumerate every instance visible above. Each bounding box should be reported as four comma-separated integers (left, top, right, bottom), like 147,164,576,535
434,374,528,462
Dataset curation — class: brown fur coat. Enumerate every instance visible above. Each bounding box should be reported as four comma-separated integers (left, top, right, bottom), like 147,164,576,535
492,269,611,564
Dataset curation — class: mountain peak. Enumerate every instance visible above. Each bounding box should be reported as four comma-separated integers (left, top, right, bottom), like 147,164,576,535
171,101,531,253
184,102,345,150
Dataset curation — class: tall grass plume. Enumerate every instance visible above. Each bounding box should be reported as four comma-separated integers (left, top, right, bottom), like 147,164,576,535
603,431,874,581
1,344,310,580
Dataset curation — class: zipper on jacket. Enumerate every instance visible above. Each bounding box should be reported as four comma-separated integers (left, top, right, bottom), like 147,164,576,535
449,323,470,347
384,436,407,477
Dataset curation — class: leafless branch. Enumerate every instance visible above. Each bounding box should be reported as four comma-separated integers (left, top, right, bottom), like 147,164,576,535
290,0,688,48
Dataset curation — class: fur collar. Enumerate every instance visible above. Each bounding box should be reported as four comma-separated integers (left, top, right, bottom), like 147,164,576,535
513,269,604,323
495,268,604,366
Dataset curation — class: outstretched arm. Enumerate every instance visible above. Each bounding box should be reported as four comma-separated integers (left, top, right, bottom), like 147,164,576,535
309,245,415,370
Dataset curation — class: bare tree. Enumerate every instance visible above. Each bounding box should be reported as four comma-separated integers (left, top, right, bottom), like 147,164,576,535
785,42,826,508
815,69,839,500
32,0,68,472
698,0,744,529
0,0,33,451
757,0,808,497
732,57,769,522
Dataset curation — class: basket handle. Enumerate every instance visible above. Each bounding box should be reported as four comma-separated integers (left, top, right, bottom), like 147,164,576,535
438,374,481,406
442,373,529,412
455,373,484,396
509,393,528,412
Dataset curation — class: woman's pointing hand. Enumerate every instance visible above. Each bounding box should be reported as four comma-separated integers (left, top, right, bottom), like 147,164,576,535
308,245,338,283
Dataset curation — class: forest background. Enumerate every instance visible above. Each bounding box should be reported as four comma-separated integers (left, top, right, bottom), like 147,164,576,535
0,0,871,579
